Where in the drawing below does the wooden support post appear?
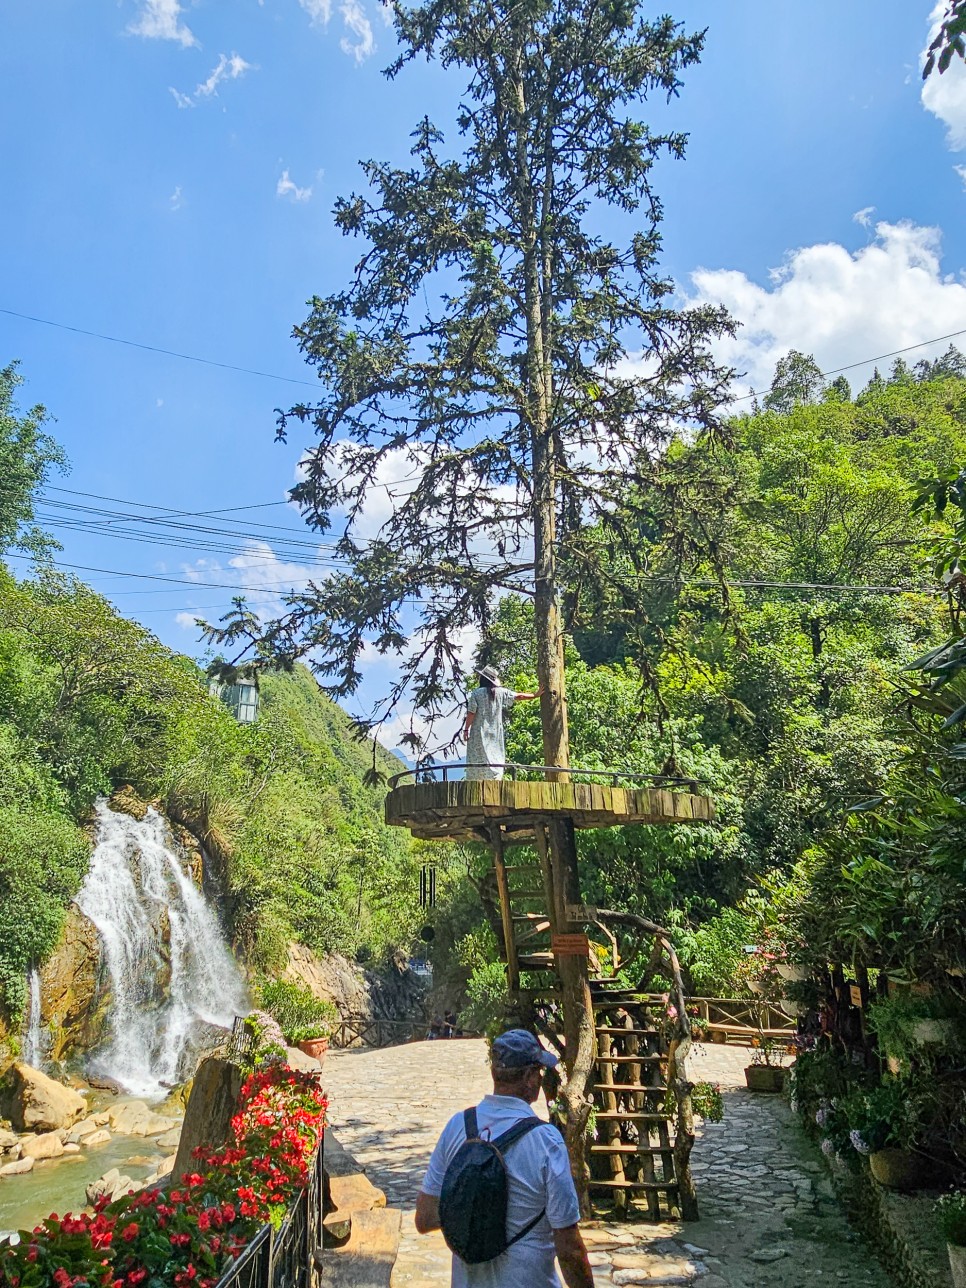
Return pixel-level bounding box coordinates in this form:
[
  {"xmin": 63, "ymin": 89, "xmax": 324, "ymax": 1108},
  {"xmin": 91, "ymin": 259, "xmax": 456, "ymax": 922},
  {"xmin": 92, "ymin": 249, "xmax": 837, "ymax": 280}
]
[{"xmin": 490, "ymin": 826, "xmax": 520, "ymax": 995}]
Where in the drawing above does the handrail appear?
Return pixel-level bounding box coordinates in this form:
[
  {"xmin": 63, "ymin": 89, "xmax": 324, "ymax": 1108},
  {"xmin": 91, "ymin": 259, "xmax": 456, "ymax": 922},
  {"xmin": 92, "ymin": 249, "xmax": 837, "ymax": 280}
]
[{"xmin": 387, "ymin": 761, "xmax": 704, "ymax": 790}]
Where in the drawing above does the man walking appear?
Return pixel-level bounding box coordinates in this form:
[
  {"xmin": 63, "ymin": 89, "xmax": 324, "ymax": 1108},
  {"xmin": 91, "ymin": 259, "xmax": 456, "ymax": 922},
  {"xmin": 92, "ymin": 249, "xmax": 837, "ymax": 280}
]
[{"xmin": 414, "ymin": 1029, "xmax": 594, "ymax": 1288}]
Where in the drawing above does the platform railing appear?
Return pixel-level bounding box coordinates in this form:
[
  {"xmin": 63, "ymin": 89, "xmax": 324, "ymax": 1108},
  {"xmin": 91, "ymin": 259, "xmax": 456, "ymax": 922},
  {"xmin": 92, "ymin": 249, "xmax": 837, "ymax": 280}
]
[
  {"xmin": 213, "ymin": 1141, "xmax": 324, "ymax": 1288},
  {"xmin": 387, "ymin": 760, "xmax": 703, "ymax": 790}
]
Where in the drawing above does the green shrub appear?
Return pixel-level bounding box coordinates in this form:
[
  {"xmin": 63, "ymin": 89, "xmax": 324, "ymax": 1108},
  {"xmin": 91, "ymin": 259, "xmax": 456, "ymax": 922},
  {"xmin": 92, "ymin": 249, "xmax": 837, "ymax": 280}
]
[
  {"xmin": 938, "ymin": 1192, "xmax": 966, "ymax": 1246},
  {"xmin": 459, "ymin": 960, "xmax": 508, "ymax": 1034},
  {"xmin": 256, "ymin": 979, "xmax": 338, "ymax": 1041}
]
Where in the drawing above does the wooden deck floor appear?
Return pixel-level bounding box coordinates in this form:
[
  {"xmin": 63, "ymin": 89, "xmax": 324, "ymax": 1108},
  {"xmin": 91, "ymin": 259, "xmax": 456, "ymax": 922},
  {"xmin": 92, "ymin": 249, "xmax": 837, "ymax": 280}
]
[{"xmin": 384, "ymin": 778, "xmax": 714, "ymax": 840}]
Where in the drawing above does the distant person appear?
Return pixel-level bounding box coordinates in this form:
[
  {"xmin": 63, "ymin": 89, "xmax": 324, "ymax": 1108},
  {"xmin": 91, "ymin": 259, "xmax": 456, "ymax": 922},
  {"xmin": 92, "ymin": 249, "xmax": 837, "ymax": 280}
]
[
  {"xmin": 444, "ymin": 1009, "xmax": 458, "ymax": 1038},
  {"xmin": 429, "ymin": 1015, "xmax": 444, "ymax": 1040},
  {"xmin": 461, "ymin": 667, "xmax": 542, "ymax": 781},
  {"xmin": 415, "ymin": 1029, "xmax": 592, "ymax": 1288}
]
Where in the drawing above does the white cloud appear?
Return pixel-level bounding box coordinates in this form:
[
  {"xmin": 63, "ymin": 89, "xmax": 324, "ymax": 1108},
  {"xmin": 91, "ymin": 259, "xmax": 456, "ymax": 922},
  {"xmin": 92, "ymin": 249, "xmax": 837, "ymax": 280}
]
[
  {"xmin": 128, "ymin": 0, "xmax": 197, "ymax": 47},
  {"xmin": 170, "ymin": 53, "xmax": 255, "ymax": 108},
  {"xmin": 340, "ymin": 0, "xmax": 375, "ymax": 61},
  {"xmin": 175, "ymin": 611, "xmax": 200, "ymax": 629},
  {"xmin": 852, "ymin": 206, "xmax": 875, "ymax": 229},
  {"xmin": 922, "ymin": 2, "xmax": 966, "ymax": 149},
  {"xmin": 957, "ymin": 164, "xmax": 966, "ymax": 189},
  {"xmin": 169, "ymin": 185, "xmax": 183, "ymax": 210},
  {"xmin": 298, "ymin": 0, "xmax": 332, "ymax": 25},
  {"xmin": 682, "ymin": 219, "xmax": 966, "ymax": 397},
  {"xmin": 277, "ymin": 169, "xmax": 313, "ymax": 202},
  {"xmin": 181, "ymin": 541, "xmax": 318, "ymax": 620}
]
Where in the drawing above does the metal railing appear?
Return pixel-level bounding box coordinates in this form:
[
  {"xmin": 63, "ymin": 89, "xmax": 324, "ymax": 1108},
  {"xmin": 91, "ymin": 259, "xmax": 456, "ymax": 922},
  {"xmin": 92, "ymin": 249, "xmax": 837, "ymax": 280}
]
[
  {"xmin": 387, "ymin": 761, "xmax": 703, "ymax": 790},
  {"xmin": 213, "ymin": 1141, "xmax": 324, "ymax": 1288}
]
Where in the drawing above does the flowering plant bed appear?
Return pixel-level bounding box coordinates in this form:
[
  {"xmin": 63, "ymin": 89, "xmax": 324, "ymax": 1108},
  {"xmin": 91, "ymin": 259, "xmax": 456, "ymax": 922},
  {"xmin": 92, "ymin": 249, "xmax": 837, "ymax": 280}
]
[{"xmin": 0, "ymin": 1064, "xmax": 327, "ymax": 1288}]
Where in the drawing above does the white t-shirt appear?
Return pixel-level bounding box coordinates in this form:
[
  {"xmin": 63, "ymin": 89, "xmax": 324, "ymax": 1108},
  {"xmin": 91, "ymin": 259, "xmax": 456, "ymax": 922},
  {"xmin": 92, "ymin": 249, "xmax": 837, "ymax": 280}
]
[{"xmin": 420, "ymin": 1093, "xmax": 580, "ymax": 1288}]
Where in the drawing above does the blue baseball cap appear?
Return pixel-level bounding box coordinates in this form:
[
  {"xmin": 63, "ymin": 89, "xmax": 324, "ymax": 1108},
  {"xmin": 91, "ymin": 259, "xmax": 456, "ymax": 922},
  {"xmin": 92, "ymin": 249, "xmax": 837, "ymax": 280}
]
[{"xmin": 491, "ymin": 1029, "xmax": 559, "ymax": 1070}]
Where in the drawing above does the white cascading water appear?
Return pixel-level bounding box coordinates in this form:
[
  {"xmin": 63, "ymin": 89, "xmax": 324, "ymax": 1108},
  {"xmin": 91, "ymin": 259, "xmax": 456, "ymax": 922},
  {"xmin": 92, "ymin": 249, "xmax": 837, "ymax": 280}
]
[
  {"xmin": 23, "ymin": 969, "xmax": 42, "ymax": 1069},
  {"xmin": 76, "ymin": 800, "xmax": 249, "ymax": 1099}
]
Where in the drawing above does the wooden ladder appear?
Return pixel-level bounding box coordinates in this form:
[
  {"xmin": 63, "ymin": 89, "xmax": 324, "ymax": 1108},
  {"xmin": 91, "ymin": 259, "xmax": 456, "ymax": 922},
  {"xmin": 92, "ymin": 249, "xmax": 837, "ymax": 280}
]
[{"xmin": 482, "ymin": 824, "xmax": 694, "ymax": 1221}]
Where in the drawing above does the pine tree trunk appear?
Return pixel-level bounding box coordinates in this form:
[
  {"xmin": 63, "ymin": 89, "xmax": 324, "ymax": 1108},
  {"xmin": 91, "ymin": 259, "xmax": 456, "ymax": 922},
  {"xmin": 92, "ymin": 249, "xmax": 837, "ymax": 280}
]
[{"xmin": 513, "ymin": 35, "xmax": 596, "ymax": 1212}]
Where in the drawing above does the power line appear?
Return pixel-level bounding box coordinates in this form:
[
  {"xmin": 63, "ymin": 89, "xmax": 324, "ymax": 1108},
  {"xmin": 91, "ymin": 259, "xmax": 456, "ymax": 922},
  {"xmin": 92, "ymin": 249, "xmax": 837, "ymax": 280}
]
[
  {"xmin": 729, "ymin": 327, "xmax": 966, "ymax": 405},
  {"xmin": 0, "ymin": 307, "xmax": 320, "ymax": 390},
  {"xmin": 5, "ymin": 303, "xmax": 966, "ymax": 408}
]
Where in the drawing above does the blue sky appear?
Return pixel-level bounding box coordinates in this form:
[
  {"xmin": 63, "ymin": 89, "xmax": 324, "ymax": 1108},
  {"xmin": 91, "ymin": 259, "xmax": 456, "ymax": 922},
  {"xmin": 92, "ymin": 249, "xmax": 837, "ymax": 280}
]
[{"xmin": 2, "ymin": 0, "xmax": 965, "ymax": 742}]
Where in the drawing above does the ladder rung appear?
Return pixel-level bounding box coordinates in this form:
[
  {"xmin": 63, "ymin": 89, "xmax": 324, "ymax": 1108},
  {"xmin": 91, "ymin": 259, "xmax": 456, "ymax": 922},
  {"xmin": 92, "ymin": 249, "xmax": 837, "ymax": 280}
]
[
  {"xmin": 502, "ymin": 865, "xmax": 542, "ymax": 874},
  {"xmin": 594, "ymin": 1111, "xmax": 674, "ymax": 1122},
  {"xmin": 589, "ymin": 1144, "xmax": 676, "ymax": 1155},
  {"xmin": 511, "ymin": 913, "xmax": 550, "ymax": 922},
  {"xmin": 595, "ymin": 1055, "xmax": 665, "ymax": 1064},
  {"xmin": 518, "ymin": 953, "xmax": 555, "ymax": 968},
  {"xmin": 595, "ymin": 1026, "xmax": 659, "ymax": 1037},
  {"xmin": 592, "ymin": 1084, "xmax": 667, "ymax": 1094},
  {"xmin": 587, "ymin": 1178, "xmax": 679, "ymax": 1191}
]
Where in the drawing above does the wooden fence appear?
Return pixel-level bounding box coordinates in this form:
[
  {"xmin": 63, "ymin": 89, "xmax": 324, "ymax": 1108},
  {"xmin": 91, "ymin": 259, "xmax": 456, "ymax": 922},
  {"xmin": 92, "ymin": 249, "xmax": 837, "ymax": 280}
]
[{"xmin": 326, "ymin": 999, "xmax": 794, "ymax": 1053}]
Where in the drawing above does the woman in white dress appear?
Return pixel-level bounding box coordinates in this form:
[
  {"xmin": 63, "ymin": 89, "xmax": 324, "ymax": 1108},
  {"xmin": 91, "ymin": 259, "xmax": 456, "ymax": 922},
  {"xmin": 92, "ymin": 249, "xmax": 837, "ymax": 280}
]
[{"xmin": 461, "ymin": 666, "xmax": 543, "ymax": 781}]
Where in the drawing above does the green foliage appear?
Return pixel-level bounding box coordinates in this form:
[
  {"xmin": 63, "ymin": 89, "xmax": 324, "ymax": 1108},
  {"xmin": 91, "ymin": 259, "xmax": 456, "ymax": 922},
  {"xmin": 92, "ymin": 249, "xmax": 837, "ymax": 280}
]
[
  {"xmin": 677, "ymin": 906, "xmax": 757, "ymax": 995},
  {"xmin": 256, "ymin": 980, "xmax": 338, "ymax": 1041},
  {"xmin": 937, "ymin": 1191, "xmax": 966, "ymax": 1247},
  {"xmin": 0, "ymin": 363, "xmax": 66, "ymax": 562},
  {"xmin": 458, "ymin": 960, "xmax": 509, "ymax": 1035},
  {"xmin": 0, "ymin": 562, "xmax": 445, "ymax": 1015},
  {"xmin": 690, "ymin": 1081, "xmax": 724, "ymax": 1122},
  {"xmin": 925, "ymin": 2, "xmax": 966, "ymax": 77}
]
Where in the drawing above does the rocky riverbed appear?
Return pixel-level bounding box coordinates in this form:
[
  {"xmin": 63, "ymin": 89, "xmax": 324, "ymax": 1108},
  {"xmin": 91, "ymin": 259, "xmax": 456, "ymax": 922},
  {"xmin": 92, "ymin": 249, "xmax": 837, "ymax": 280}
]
[{"xmin": 0, "ymin": 1062, "xmax": 184, "ymax": 1238}]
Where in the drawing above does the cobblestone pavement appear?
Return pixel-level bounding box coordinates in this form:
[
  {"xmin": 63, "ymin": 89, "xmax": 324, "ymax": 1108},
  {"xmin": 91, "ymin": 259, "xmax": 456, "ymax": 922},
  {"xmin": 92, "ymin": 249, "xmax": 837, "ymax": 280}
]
[{"xmin": 321, "ymin": 1039, "xmax": 894, "ymax": 1288}]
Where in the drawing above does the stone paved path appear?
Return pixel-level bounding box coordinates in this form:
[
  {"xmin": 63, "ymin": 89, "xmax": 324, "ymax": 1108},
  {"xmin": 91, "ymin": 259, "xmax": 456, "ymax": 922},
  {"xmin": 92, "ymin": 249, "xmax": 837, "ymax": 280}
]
[{"xmin": 321, "ymin": 1039, "xmax": 894, "ymax": 1288}]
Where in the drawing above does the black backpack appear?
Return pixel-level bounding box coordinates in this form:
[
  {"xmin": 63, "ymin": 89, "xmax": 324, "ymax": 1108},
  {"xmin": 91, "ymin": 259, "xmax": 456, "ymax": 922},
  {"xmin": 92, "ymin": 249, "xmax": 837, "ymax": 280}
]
[{"xmin": 438, "ymin": 1107, "xmax": 546, "ymax": 1264}]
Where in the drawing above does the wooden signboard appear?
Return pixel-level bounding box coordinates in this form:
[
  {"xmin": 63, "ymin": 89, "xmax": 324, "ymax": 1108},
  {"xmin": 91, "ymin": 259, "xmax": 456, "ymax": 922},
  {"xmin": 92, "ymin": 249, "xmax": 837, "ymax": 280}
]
[
  {"xmin": 565, "ymin": 903, "xmax": 597, "ymax": 922},
  {"xmin": 849, "ymin": 984, "xmax": 863, "ymax": 1008},
  {"xmin": 552, "ymin": 933, "xmax": 591, "ymax": 957}
]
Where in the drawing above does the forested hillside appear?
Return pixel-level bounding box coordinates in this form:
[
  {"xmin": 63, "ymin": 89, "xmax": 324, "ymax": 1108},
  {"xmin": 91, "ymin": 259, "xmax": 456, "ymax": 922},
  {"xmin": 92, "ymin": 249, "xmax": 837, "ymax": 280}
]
[
  {"xmin": 0, "ymin": 564, "xmax": 432, "ymax": 1020},
  {"xmin": 448, "ymin": 358, "xmax": 966, "ymax": 1002}
]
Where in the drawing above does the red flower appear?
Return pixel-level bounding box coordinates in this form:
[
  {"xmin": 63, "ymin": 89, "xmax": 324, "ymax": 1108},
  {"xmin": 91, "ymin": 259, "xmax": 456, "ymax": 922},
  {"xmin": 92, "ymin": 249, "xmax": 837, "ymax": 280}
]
[{"xmin": 120, "ymin": 1223, "xmax": 140, "ymax": 1243}]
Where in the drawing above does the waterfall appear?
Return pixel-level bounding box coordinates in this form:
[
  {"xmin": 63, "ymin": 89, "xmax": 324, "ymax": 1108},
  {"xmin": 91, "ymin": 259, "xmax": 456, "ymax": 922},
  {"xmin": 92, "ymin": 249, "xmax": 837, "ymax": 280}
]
[
  {"xmin": 23, "ymin": 969, "xmax": 42, "ymax": 1069},
  {"xmin": 76, "ymin": 800, "xmax": 249, "ymax": 1099}
]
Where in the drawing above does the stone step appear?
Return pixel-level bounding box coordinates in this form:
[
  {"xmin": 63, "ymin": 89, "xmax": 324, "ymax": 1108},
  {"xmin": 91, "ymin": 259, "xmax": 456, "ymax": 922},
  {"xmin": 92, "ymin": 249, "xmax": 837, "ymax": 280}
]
[
  {"xmin": 594, "ymin": 1111, "xmax": 674, "ymax": 1122},
  {"xmin": 589, "ymin": 1143, "xmax": 676, "ymax": 1155},
  {"xmin": 317, "ymin": 1207, "xmax": 402, "ymax": 1288}
]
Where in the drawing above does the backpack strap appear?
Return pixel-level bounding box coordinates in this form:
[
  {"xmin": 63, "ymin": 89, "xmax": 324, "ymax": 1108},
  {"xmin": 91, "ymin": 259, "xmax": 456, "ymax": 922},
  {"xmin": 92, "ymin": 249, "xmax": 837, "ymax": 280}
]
[
  {"xmin": 492, "ymin": 1118, "xmax": 547, "ymax": 1247},
  {"xmin": 463, "ymin": 1106, "xmax": 479, "ymax": 1141}
]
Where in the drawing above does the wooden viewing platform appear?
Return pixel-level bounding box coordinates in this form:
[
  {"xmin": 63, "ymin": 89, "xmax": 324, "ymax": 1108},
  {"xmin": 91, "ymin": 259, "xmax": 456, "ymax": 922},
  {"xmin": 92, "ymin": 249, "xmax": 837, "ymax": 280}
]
[{"xmin": 384, "ymin": 765, "xmax": 714, "ymax": 841}]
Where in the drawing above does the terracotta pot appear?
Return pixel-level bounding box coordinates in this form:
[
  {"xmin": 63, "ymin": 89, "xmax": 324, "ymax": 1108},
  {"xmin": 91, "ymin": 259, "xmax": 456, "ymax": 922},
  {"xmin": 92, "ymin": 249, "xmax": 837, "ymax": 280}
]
[
  {"xmin": 948, "ymin": 1242, "xmax": 966, "ymax": 1288},
  {"xmin": 744, "ymin": 1065, "xmax": 786, "ymax": 1093},
  {"xmin": 868, "ymin": 1148, "xmax": 925, "ymax": 1191},
  {"xmin": 777, "ymin": 964, "xmax": 809, "ymax": 982},
  {"xmin": 297, "ymin": 1036, "xmax": 329, "ymax": 1064}
]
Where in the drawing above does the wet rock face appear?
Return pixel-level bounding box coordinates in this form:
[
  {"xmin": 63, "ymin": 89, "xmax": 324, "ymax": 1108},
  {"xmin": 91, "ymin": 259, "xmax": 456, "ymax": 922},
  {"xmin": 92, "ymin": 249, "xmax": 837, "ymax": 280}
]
[
  {"xmin": 39, "ymin": 906, "xmax": 105, "ymax": 1061},
  {"xmin": 0, "ymin": 1063, "xmax": 86, "ymax": 1132},
  {"xmin": 284, "ymin": 945, "xmax": 428, "ymax": 1023}
]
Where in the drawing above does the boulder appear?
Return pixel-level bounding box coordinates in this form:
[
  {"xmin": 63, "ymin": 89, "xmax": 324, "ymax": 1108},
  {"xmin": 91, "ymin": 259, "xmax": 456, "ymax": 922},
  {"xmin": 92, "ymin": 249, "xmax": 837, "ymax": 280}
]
[
  {"xmin": 21, "ymin": 1131, "xmax": 65, "ymax": 1161},
  {"xmin": 62, "ymin": 1142, "xmax": 81, "ymax": 1154},
  {"xmin": 86, "ymin": 1169, "xmax": 140, "ymax": 1205},
  {"xmin": 0, "ymin": 1128, "xmax": 19, "ymax": 1153},
  {"xmin": 84, "ymin": 1129, "xmax": 111, "ymax": 1147},
  {"xmin": 156, "ymin": 1127, "xmax": 181, "ymax": 1151},
  {"xmin": 145, "ymin": 1155, "xmax": 175, "ymax": 1185},
  {"xmin": 110, "ymin": 1101, "xmax": 179, "ymax": 1138},
  {"xmin": 0, "ymin": 1064, "xmax": 86, "ymax": 1132},
  {"xmin": 0, "ymin": 1157, "xmax": 33, "ymax": 1177},
  {"xmin": 66, "ymin": 1118, "xmax": 100, "ymax": 1143},
  {"xmin": 172, "ymin": 1057, "xmax": 243, "ymax": 1183},
  {"xmin": 91, "ymin": 1112, "xmax": 110, "ymax": 1126}
]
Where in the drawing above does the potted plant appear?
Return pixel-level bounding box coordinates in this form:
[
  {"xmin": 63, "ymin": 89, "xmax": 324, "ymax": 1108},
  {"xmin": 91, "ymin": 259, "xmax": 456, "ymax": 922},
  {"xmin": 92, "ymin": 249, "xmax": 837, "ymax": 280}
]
[
  {"xmin": 690, "ymin": 1081, "xmax": 724, "ymax": 1121},
  {"xmin": 744, "ymin": 1035, "xmax": 786, "ymax": 1092},
  {"xmin": 846, "ymin": 1080, "xmax": 926, "ymax": 1191},
  {"xmin": 937, "ymin": 1192, "xmax": 966, "ymax": 1287},
  {"xmin": 289, "ymin": 1023, "xmax": 330, "ymax": 1064}
]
